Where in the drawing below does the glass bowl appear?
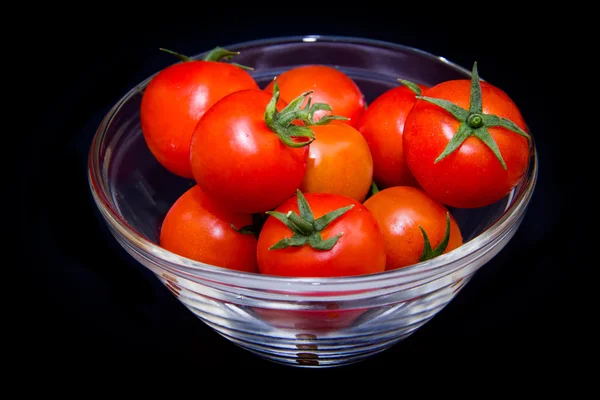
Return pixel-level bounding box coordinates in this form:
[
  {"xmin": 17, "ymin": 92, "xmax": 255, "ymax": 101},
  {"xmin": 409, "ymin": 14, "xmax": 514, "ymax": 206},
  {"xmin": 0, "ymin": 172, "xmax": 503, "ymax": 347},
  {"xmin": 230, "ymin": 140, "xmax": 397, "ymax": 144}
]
[{"xmin": 87, "ymin": 35, "xmax": 537, "ymax": 368}]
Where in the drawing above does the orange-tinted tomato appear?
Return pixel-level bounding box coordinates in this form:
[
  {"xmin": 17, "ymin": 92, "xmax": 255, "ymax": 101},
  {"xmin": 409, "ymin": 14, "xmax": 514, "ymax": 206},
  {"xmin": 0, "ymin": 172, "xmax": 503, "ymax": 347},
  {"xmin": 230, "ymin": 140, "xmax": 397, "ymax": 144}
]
[
  {"xmin": 299, "ymin": 123, "xmax": 373, "ymax": 202},
  {"xmin": 363, "ymin": 186, "xmax": 463, "ymax": 270},
  {"xmin": 264, "ymin": 65, "xmax": 365, "ymax": 128},
  {"xmin": 159, "ymin": 185, "xmax": 258, "ymax": 272}
]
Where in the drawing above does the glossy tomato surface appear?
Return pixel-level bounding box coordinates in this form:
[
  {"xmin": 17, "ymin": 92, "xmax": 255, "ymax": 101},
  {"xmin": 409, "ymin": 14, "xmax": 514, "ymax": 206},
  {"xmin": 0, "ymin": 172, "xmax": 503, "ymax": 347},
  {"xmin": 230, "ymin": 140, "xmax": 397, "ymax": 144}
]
[
  {"xmin": 257, "ymin": 192, "xmax": 386, "ymax": 277},
  {"xmin": 299, "ymin": 123, "xmax": 373, "ymax": 202},
  {"xmin": 159, "ymin": 185, "xmax": 258, "ymax": 272},
  {"xmin": 264, "ymin": 65, "xmax": 365, "ymax": 128},
  {"xmin": 403, "ymin": 80, "xmax": 530, "ymax": 208},
  {"xmin": 357, "ymin": 84, "xmax": 427, "ymax": 189},
  {"xmin": 190, "ymin": 89, "xmax": 308, "ymax": 214},
  {"xmin": 141, "ymin": 60, "xmax": 258, "ymax": 178},
  {"xmin": 363, "ymin": 186, "xmax": 463, "ymax": 270}
]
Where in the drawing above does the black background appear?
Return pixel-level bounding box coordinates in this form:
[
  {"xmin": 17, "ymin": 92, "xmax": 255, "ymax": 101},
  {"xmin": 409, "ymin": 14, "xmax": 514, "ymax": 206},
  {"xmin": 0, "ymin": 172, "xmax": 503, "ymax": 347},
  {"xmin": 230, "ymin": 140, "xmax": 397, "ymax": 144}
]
[{"xmin": 22, "ymin": 9, "xmax": 581, "ymax": 381}]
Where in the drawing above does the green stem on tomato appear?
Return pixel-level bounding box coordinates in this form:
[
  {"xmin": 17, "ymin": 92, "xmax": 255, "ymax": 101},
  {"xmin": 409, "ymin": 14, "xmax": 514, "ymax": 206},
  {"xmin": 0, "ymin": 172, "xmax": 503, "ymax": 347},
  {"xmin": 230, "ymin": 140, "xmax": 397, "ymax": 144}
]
[
  {"xmin": 419, "ymin": 212, "xmax": 451, "ymax": 262},
  {"xmin": 159, "ymin": 48, "xmax": 192, "ymax": 62},
  {"xmin": 264, "ymin": 79, "xmax": 348, "ymax": 148},
  {"xmin": 286, "ymin": 211, "xmax": 314, "ymax": 236},
  {"xmin": 230, "ymin": 222, "xmax": 256, "ymax": 236},
  {"xmin": 370, "ymin": 181, "xmax": 380, "ymax": 196},
  {"xmin": 159, "ymin": 46, "xmax": 253, "ymax": 70},
  {"xmin": 202, "ymin": 46, "xmax": 239, "ymax": 62},
  {"xmin": 266, "ymin": 190, "xmax": 354, "ymax": 251},
  {"xmin": 230, "ymin": 212, "xmax": 269, "ymax": 238},
  {"xmin": 397, "ymin": 79, "xmax": 423, "ymax": 96},
  {"xmin": 415, "ymin": 62, "xmax": 531, "ymax": 170}
]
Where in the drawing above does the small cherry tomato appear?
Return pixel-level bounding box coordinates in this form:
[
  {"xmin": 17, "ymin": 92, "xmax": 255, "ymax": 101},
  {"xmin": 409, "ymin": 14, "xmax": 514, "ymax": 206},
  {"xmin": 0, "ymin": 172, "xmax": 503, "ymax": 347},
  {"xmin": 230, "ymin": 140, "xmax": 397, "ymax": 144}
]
[
  {"xmin": 257, "ymin": 190, "xmax": 386, "ymax": 277},
  {"xmin": 190, "ymin": 86, "xmax": 299, "ymax": 213},
  {"xmin": 264, "ymin": 65, "xmax": 366, "ymax": 128},
  {"xmin": 159, "ymin": 185, "xmax": 258, "ymax": 272},
  {"xmin": 363, "ymin": 186, "xmax": 463, "ymax": 270},
  {"xmin": 403, "ymin": 62, "xmax": 531, "ymax": 208},
  {"xmin": 140, "ymin": 47, "xmax": 259, "ymax": 178},
  {"xmin": 299, "ymin": 123, "xmax": 373, "ymax": 202},
  {"xmin": 356, "ymin": 80, "xmax": 427, "ymax": 189}
]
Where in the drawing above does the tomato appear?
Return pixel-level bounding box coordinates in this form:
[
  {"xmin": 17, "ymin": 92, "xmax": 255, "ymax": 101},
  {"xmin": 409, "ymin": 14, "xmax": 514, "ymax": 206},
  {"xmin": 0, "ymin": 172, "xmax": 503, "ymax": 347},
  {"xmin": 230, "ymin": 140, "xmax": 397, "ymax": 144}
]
[
  {"xmin": 140, "ymin": 47, "xmax": 259, "ymax": 178},
  {"xmin": 299, "ymin": 123, "xmax": 373, "ymax": 202},
  {"xmin": 253, "ymin": 303, "xmax": 366, "ymax": 332},
  {"xmin": 264, "ymin": 65, "xmax": 365, "ymax": 128},
  {"xmin": 159, "ymin": 185, "xmax": 258, "ymax": 272},
  {"xmin": 402, "ymin": 62, "xmax": 531, "ymax": 208},
  {"xmin": 363, "ymin": 186, "xmax": 463, "ymax": 271},
  {"xmin": 257, "ymin": 190, "xmax": 386, "ymax": 277},
  {"xmin": 190, "ymin": 81, "xmax": 334, "ymax": 214},
  {"xmin": 356, "ymin": 80, "xmax": 428, "ymax": 189}
]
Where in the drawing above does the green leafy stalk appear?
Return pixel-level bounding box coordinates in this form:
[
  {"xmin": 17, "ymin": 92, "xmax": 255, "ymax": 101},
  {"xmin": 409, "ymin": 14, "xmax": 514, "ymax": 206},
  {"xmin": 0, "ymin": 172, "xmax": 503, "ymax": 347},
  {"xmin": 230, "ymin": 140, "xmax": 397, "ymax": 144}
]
[
  {"xmin": 159, "ymin": 46, "xmax": 253, "ymax": 70},
  {"xmin": 419, "ymin": 212, "xmax": 452, "ymax": 262},
  {"xmin": 370, "ymin": 181, "xmax": 380, "ymax": 195},
  {"xmin": 295, "ymin": 97, "xmax": 350, "ymax": 125},
  {"xmin": 398, "ymin": 79, "xmax": 423, "ymax": 96},
  {"xmin": 230, "ymin": 213, "xmax": 269, "ymax": 238},
  {"xmin": 264, "ymin": 79, "xmax": 347, "ymax": 148},
  {"xmin": 266, "ymin": 190, "xmax": 354, "ymax": 251},
  {"xmin": 415, "ymin": 62, "xmax": 531, "ymax": 170},
  {"xmin": 202, "ymin": 46, "xmax": 253, "ymax": 70},
  {"xmin": 230, "ymin": 222, "xmax": 256, "ymax": 236},
  {"xmin": 159, "ymin": 48, "xmax": 192, "ymax": 62}
]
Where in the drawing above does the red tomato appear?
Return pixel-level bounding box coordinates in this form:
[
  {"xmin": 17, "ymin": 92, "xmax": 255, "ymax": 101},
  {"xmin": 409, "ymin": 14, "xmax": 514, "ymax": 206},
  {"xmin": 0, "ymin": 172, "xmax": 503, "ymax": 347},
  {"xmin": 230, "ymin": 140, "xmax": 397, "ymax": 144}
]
[
  {"xmin": 257, "ymin": 191, "xmax": 386, "ymax": 277},
  {"xmin": 264, "ymin": 65, "xmax": 365, "ymax": 128},
  {"xmin": 403, "ymin": 63, "xmax": 531, "ymax": 208},
  {"xmin": 253, "ymin": 303, "xmax": 366, "ymax": 332},
  {"xmin": 159, "ymin": 185, "xmax": 258, "ymax": 273},
  {"xmin": 140, "ymin": 48, "xmax": 259, "ymax": 178},
  {"xmin": 190, "ymin": 84, "xmax": 319, "ymax": 214},
  {"xmin": 356, "ymin": 81, "xmax": 428, "ymax": 189},
  {"xmin": 363, "ymin": 186, "xmax": 463, "ymax": 270},
  {"xmin": 299, "ymin": 123, "xmax": 373, "ymax": 202}
]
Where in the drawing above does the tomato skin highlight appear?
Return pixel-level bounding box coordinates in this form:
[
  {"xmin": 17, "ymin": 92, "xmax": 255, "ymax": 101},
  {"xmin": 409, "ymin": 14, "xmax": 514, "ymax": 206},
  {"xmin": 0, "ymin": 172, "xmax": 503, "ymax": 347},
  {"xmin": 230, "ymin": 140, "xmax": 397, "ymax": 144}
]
[
  {"xmin": 159, "ymin": 185, "xmax": 258, "ymax": 273},
  {"xmin": 140, "ymin": 60, "xmax": 259, "ymax": 178},
  {"xmin": 403, "ymin": 80, "xmax": 530, "ymax": 208},
  {"xmin": 257, "ymin": 193, "xmax": 386, "ymax": 277},
  {"xmin": 190, "ymin": 89, "xmax": 308, "ymax": 214},
  {"xmin": 264, "ymin": 65, "xmax": 365, "ymax": 128},
  {"xmin": 299, "ymin": 123, "xmax": 373, "ymax": 202},
  {"xmin": 356, "ymin": 84, "xmax": 427, "ymax": 189},
  {"xmin": 363, "ymin": 186, "xmax": 463, "ymax": 271}
]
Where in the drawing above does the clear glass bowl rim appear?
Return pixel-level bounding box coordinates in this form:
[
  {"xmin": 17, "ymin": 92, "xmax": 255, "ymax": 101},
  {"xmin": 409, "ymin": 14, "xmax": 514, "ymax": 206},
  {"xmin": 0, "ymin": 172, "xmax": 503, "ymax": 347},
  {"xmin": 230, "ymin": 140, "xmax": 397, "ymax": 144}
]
[{"xmin": 87, "ymin": 34, "xmax": 538, "ymax": 292}]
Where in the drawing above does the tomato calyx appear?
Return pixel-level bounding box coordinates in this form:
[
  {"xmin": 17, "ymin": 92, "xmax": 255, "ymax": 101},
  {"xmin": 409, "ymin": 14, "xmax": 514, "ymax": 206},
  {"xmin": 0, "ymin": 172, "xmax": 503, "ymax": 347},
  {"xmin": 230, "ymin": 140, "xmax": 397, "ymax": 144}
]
[
  {"xmin": 295, "ymin": 96, "xmax": 350, "ymax": 126},
  {"xmin": 416, "ymin": 62, "xmax": 531, "ymax": 170},
  {"xmin": 419, "ymin": 212, "xmax": 451, "ymax": 262},
  {"xmin": 230, "ymin": 223, "xmax": 256, "ymax": 236},
  {"xmin": 159, "ymin": 47, "xmax": 253, "ymax": 70},
  {"xmin": 397, "ymin": 79, "xmax": 423, "ymax": 95},
  {"xmin": 230, "ymin": 213, "xmax": 268, "ymax": 238},
  {"xmin": 365, "ymin": 181, "xmax": 380, "ymax": 201},
  {"xmin": 265, "ymin": 80, "xmax": 347, "ymax": 148},
  {"xmin": 266, "ymin": 190, "xmax": 354, "ymax": 251}
]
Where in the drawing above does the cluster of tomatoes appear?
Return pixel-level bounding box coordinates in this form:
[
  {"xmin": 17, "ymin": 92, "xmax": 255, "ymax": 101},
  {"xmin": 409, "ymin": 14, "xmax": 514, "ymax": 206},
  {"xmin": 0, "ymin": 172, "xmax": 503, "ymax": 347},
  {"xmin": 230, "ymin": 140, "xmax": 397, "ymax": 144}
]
[{"xmin": 140, "ymin": 46, "xmax": 532, "ymax": 278}]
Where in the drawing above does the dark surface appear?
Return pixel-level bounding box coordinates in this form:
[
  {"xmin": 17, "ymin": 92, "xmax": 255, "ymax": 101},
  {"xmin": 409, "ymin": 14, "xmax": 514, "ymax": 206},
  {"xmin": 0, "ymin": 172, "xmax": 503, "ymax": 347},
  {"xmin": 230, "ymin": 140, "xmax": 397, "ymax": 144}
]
[{"xmin": 22, "ymin": 12, "xmax": 580, "ymax": 380}]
